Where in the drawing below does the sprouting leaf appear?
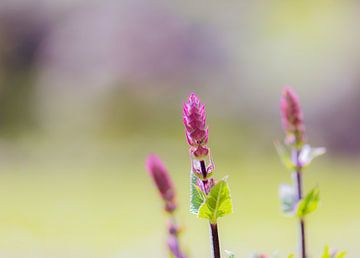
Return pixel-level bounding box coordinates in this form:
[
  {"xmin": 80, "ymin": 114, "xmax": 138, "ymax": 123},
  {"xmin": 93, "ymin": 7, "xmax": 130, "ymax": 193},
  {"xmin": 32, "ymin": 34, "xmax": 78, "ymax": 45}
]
[
  {"xmin": 198, "ymin": 178, "xmax": 233, "ymax": 223},
  {"xmin": 335, "ymin": 251, "xmax": 347, "ymax": 258},
  {"xmin": 279, "ymin": 184, "xmax": 297, "ymax": 215},
  {"xmin": 287, "ymin": 254, "xmax": 294, "ymax": 258},
  {"xmin": 190, "ymin": 172, "xmax": 206, "ymax": 215},
  {"xmin": 296, "ymin": 186, "xmax": 320, "ymax": 217},
  {"xmin": 225, "ymin": 250, "xmax": 235, "ymax": 258},
  {"xmin": 274, "ymin": 140, "xmax": 295, "ymax": 170},
  {"xmin": 299, "ymin": 144, "xmax": 326, "ymax": 167},
  {"xmin": 321, "ymin": 245, "xmax": 331, "ymax": 258},
  {"xmin": 320, "ymin": 245, "xmax": 347, "ymax": 258}
]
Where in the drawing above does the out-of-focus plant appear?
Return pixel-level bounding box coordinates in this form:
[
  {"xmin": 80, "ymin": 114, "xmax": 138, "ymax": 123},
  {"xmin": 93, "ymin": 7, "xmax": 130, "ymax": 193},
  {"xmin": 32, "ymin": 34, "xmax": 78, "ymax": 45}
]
[
  {"xmin": 146, "ymin": 154, "xmax": 187, "ymax": 258},
  {"xmin": 275, "ymin": 87, "xmax": 345, "ymax": 258}
]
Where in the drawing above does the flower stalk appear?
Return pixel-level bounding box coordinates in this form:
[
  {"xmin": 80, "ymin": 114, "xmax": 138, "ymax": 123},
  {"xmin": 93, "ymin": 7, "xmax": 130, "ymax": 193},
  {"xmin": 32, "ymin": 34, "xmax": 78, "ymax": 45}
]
[
  {"xmin": 280, "ymin": 87, "xmax": 307, "ymax": 258},
  {"xmin": 210, "ymin": 223, "xmax": 221, "ymax": 258},
  {"xmin": 183, "ymin": 93, "xmax": 222, "ymax": 258}
]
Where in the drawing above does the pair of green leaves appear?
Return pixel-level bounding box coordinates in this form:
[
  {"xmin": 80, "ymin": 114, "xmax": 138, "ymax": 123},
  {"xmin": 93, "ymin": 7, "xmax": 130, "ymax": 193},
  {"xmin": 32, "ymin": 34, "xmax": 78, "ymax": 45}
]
[
  {"xmin": 279, "ymin": 185, "xmax": 320, "ymax": 217},
  {"xmin": 321, "ymin": 245, "xmax": 346, "ymax": 258},
  {"xmin": 190, "ymin": 172, "xmax": 233, "ymax": 224}
]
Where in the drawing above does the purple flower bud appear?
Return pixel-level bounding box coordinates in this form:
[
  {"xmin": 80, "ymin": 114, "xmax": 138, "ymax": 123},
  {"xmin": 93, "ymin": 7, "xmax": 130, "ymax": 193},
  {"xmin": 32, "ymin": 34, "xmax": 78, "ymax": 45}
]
[
  {"xmin": 167, "ymin": 235, "xmax": 187, "ymax": 258},
  {"xmin": 183, "ymin": 93, "xmax": 209, "ymax": 159},
  {"xmin": 168, "ymin": 222, "xmax": 180, "ymax": 235},
  {"xmin": 196, "ymin": 177, "xmax": 215, "ymax": 195},
  {"xmin": 146, "ymin": 154, "xmax": 176, "ymax": 213},
  {"xmin": 191, "ymin": 151, "xmax": 215, "ymax": 180},
  {"xmin": 280, "ymin": 87, "xmax": 305, "ymax": 147},
  {"xmin": 167, "ymin": 218, "xmax": 187, "ymax": 258}
]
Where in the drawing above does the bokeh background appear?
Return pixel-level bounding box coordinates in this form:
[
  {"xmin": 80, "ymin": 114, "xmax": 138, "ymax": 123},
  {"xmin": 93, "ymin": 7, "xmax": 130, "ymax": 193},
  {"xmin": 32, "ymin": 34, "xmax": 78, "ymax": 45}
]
[{"xmin": 0, "ymin": 0, "xmax": 359, "ymax": 257}]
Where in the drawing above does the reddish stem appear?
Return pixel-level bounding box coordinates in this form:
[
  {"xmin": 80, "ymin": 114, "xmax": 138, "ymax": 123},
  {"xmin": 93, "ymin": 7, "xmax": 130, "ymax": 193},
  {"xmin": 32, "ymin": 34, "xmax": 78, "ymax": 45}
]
[
  {"xmin": 293, "ymin": 149, "xmax": 306, "ymax": 258},
  {"xmin": 200, "ymin": 160, "xmax": 221, "ymax": 258}
]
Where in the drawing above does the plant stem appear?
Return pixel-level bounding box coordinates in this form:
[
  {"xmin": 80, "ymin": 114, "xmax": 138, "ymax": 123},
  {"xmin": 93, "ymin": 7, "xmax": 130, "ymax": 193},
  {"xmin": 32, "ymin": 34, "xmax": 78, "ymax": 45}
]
[
  {"xmin": 293, "ymin": 149, "xmax": 306, "ymax": 258},
  {"xmin": 200, "ymin": 160, "xmax": 208, "ymax": 179},
  {"xmin": 200, "ymin": 160, "xmax": 221, "ymax": 258},
  {"xmin": 210, "ymin": 223, "xmax": 221, "ymax": 258}
]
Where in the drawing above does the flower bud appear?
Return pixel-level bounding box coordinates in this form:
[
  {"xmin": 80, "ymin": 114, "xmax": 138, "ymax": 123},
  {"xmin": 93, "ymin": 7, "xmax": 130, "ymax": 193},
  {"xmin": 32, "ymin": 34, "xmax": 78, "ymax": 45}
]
[
  {"xmin": 167, "ymin": 235, "xmax": 186, "ymax": 258},
  {"xmin": 281, "ymin": 87, "xmax": 305, "ymax": 147},
  {"xmin": 196, "ymin": 177, "xmax": 215, "ymax": 195},
  {"xmin": 146, "ymin": 154, "xmax": 176, "ymax": 213}
]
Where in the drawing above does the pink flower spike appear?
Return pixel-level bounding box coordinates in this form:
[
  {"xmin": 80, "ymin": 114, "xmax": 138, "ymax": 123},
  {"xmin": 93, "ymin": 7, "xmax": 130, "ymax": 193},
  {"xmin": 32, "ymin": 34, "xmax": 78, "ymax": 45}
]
[
  {"xmin": 183, "ymin": 93, "xmax": 209, "ymax": 159},
  {"xmin": 146, "ymin": 154, "xmax": 176, "ymax": 212},
  {"xmin": 280, "ymin": 87, "xmax": 305, "ymax": 146}
]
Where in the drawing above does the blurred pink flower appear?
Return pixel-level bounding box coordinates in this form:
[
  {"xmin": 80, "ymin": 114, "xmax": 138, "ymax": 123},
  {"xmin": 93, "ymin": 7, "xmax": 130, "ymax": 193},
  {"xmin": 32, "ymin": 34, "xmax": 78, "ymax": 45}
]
[
  {"xmin": 146, "ymin": 154, "xmax": 176, "ymax": 213},
  {"xmin": 281, "ymin": 87, "xmax": 305, "ymax": 146}
]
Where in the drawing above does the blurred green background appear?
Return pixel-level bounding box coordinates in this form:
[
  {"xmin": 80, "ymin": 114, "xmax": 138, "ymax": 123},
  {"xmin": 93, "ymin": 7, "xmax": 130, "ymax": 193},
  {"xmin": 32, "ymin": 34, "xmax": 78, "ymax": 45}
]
[{"xmin": 0, "ymin": 0, "xmax": 359, "ymax": 257}]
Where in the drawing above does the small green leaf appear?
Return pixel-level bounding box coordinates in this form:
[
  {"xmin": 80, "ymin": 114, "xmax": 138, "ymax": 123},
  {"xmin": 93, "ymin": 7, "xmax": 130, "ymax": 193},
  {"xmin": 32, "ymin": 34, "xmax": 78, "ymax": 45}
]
[
  {"xmin": 198, "ymin": 178, "xmax": 233, "ymax": 223},
  {"xmin": 335, "ymin": 251, "xmax": 347, "ymax": 258},
  {"xmin": 274, "ymin": 140, "xmax": 295, "ymax": 170},
  {"xmin": 225, "ymin": 250, "xmax": 235, "ymax": 258},
  {"xmin": 279, "ymin": 184, "xmax": 297, "ymax": 215},
  {"xmin": 297, "ymin": 186, "xmax": 320, "ymax": 217},
  {"xmin": 287, "ymin": 254, "xmax": 294, "ymax": 258},
  {"xmin": 190, "ymin": 172, "xmax": 206, "ymax": 215},
  {"xmin": 321, "ymin": 245, "xmax": 331, "ymax": 258}
]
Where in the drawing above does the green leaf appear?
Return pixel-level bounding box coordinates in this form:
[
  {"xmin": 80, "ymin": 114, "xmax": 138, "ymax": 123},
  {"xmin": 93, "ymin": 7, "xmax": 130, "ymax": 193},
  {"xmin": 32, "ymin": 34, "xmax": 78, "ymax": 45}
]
[
  {"xmin": 297, "ymin": 186, "xmax": 320, "ymax": 217},
  {"xmin": 335, "ymin": 251, "xmax": 347, "ymax": 258},
  {"xmin": 279, "ymin": 184, "xmax": 297, "ymax": 215},
  {"xmin": 225, "ymin": 250, "xmax": 235, "ymax": 258},
  {"xmin": 190, "ymin": 172, "xmax": 206, "ymax": 215},
  {"xmin": 321, "ymin": 245, "xmax": 331, "ymax": 258},
  {"xmin": 287, "ymin": 254, "xmax": 294, "ymax": 258},
  {"xmin": 274, "ymin": 140, "xmax": 295, "ymax": 170},
  {"xmin": 198, "ymin": 178, "xmax": 233, "ymax": 223}
]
